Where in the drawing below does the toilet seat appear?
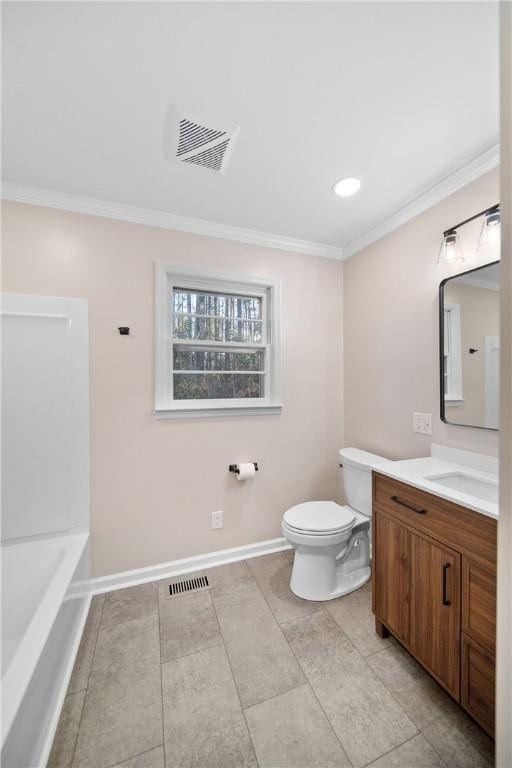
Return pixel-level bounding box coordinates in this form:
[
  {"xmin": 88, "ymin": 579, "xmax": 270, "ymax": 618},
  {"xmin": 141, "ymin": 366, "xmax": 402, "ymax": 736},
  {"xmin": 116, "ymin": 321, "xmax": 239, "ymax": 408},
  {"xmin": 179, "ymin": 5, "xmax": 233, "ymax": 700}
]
[{"xmin": 283, "ymin": 501, "xmax": 355, "ymax": 536}]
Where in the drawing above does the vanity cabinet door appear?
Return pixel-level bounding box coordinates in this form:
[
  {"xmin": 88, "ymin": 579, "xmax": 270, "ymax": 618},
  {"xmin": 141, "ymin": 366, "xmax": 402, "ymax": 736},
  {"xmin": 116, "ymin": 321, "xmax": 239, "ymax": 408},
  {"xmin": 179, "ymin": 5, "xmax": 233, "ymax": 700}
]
[
  {"xmin": 373, "ymin": 509, "xmax": 410, "ymax": 644},
  {"xmin": 462, "ymin": 558, "xmax": 496, "ymax": 653},
  {"xmin": 461, "ymin": 634, "xmax": 495, "ymax": 737},
  {"xmin": 409, "ymin": 533, "xmax": 461, "ymax": 699}
]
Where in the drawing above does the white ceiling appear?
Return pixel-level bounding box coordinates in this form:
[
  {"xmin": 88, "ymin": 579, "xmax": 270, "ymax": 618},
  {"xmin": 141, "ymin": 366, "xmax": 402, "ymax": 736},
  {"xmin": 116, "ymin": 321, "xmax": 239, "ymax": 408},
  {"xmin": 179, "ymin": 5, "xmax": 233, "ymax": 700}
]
[{"xmin": 2, "ymin": 1, "xmax": 499, "ymax": 253}]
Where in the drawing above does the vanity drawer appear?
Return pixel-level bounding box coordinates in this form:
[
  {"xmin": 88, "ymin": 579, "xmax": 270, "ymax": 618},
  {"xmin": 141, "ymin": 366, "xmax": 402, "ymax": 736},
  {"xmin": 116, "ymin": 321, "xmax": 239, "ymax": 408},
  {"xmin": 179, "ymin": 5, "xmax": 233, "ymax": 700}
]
[
  {"xmin": 462, "ymin": 558, "xmax": 496, "ymax": 653},
  {"xmin": 373, "ymin": 473, "xmax": 497, "ymax": 567},
  {"xmin": 461, "ymin": 634, "xmax": 495, "ymax": 737}
]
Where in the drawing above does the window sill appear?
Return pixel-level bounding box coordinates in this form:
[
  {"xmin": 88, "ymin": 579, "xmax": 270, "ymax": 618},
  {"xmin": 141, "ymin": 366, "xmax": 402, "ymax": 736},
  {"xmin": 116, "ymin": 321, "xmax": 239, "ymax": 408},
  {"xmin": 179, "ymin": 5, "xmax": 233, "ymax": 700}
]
[{"xmin": 155, "ymin": 404, "xmax": 283, "ymax": 420}]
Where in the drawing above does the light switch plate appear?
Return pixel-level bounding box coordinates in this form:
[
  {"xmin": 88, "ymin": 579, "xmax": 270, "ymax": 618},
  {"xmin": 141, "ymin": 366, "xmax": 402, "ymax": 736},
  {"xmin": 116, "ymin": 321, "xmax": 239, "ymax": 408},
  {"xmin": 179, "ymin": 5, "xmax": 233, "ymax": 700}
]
[{"xmin": 413, "ymin": 412, "xmax": 432, "ymax": 435}]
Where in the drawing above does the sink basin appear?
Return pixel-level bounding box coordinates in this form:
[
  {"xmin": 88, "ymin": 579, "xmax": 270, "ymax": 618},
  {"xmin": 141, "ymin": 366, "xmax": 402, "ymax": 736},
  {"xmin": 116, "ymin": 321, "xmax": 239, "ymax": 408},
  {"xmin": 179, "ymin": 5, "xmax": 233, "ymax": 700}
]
[{"xmin": 425, "ymin": 472, "xmax": 499, "ymax": 504}]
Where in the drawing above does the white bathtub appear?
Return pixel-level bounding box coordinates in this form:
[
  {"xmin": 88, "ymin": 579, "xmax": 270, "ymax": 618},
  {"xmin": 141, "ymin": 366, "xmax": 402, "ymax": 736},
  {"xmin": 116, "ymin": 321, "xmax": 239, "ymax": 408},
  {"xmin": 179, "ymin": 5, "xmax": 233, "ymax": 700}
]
[{"xmin": 1, "ymin": 529, "xmax": 90, "ymax": 767}]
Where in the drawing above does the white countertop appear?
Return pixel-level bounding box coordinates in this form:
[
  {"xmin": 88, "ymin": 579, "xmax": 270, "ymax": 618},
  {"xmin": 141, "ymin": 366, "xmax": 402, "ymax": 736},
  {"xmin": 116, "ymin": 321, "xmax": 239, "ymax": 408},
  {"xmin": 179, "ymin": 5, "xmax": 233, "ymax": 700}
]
[{"xmin": 375, "ymin": 456, "xmax": 499, "ymax": 520}]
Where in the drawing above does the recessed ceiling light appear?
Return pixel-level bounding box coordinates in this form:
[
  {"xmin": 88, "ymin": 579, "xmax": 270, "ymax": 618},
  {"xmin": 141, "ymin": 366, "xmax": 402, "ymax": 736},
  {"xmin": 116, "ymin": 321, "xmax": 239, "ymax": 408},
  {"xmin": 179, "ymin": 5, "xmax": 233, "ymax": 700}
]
[{"xmin": 333, "ymin": 177, "xmax": 361, "ymax": 197}]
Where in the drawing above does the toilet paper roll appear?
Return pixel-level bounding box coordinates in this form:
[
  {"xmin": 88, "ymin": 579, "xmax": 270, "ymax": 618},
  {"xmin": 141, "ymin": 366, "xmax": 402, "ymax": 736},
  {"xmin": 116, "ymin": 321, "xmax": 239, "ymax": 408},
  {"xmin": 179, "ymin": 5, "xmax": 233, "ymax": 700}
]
[{"xmin": 237, "ymin": 462, "xmax": 256, "ymax": 481}]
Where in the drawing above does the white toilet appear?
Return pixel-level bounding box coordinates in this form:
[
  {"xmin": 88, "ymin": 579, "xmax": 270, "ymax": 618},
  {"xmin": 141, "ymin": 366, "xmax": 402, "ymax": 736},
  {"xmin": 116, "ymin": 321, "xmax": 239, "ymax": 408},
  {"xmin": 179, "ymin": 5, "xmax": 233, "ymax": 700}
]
[{"xmin": 282, "ymin": 447, "xmax": 390, "ymax": 601}]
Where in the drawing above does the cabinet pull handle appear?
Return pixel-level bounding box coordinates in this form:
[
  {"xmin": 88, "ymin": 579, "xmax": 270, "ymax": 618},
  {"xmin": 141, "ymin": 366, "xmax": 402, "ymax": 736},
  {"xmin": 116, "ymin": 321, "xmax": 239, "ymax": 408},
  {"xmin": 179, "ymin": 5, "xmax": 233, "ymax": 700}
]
[
  {"xmin": 390, "ymin": 495, "xmax": 426, "ymax": 514},
  {"xmin": 442, "ymin": 562, "xmax": 451, "ymax": 606}
]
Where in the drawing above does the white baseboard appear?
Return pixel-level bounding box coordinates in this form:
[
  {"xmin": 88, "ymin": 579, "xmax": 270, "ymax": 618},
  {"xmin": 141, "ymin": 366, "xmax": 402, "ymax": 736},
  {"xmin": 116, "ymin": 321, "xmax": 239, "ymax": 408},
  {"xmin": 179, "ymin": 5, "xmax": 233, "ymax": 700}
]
[{"xmin": 89, "ymin": 536, "xmax": 292, "ymax": 595}]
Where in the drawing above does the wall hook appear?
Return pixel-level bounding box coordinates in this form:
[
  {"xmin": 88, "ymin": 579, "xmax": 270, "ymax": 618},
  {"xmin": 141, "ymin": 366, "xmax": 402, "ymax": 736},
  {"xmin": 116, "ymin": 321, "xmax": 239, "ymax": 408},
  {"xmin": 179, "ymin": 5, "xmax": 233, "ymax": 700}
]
[{"xmin": 118, "ymin": 327, "xmax": 130, "ymax": 336}]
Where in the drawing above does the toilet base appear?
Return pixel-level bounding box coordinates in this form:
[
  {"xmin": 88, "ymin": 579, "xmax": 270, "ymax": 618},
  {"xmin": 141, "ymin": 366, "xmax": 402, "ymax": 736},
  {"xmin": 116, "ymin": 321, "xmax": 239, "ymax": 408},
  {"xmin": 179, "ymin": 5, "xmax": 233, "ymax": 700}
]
[
  {"xmin": 326, "ymin": 564, "xmax": 371, "ymax": 600},
  {"xmin": 286, "ymin": 515, "xmax": 371, "ymax": 601},
  {"xmin": 290, "ymin": 562, "xmax": 371, "ymax": 601}
]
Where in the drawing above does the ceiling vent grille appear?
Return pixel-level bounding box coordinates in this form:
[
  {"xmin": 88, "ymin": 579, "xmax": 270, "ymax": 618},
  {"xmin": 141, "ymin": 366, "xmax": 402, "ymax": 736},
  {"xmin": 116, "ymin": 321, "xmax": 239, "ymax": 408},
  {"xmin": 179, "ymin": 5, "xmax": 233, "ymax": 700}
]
[
  {"xmin": 164, "ymin": 105, "xmax": 240, "ymax": 174},
  {"xmin": 183, "ymin": 137, "xmax": 231, "ymax": 172},
  {"xmin": 177, "ymin": 120, "xmax": 226, "ymax": 157}
]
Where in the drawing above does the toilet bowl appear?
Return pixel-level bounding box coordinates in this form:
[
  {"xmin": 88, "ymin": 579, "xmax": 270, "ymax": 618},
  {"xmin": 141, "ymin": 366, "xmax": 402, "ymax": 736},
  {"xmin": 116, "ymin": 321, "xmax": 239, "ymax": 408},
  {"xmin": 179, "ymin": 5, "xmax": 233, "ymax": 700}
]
[{"xmin": 282, "ymin": 447, "xmax": 390, "ymax": 601}]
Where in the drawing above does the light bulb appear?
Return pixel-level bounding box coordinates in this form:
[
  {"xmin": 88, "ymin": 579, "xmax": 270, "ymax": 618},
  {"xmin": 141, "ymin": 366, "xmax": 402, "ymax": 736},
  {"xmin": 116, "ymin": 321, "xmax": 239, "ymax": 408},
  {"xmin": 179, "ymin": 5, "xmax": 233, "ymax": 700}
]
[
  {"xmin": 438, "ymin": 230, "xmax": 465, "ymax": 265},
  {"xmin": 478, "ymin": 207, "xmax": 501, "ymax": 257}
]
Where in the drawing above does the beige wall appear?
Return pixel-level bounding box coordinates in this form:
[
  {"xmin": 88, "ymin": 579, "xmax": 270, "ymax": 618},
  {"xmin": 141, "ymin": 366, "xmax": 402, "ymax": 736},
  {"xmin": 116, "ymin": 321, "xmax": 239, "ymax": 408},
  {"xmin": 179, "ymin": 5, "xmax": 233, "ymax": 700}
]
[
  {"xmin": 343, "ymin": 168, "xmax": 500, "ymax": 461},
  {"xmin": 2, "ymin": 201, "xmax": 343, "ymax": 576},
  {"xmin": 2, "ymin": 168, "xmax": 501, "ymax": 576},
  {"xmin": 444, "ymin": 282, "xmax": 499, "ymax": 427}
]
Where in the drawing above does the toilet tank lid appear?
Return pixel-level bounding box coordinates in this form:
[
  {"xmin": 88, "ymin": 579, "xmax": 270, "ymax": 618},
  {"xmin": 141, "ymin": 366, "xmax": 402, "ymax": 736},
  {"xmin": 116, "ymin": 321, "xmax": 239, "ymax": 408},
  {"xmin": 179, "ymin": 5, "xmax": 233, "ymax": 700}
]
[{"xmin": 339, "ymin": 447, "xmax": 390, "ymax": 471}]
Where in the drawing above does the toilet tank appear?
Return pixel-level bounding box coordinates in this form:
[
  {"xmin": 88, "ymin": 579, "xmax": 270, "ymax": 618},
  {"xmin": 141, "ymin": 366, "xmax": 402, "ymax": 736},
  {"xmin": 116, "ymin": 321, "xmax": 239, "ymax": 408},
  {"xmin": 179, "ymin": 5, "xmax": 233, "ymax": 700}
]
[{"xmin": 339, "ymin": 447, "xmax": 391, "ymax": 517}]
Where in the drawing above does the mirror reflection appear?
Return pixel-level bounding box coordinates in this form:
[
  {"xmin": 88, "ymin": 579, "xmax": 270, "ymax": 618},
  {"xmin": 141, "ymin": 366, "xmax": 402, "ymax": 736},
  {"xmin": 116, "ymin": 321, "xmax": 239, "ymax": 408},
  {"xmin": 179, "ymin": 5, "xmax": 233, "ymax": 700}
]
[{"xmin": 440, "ymin": 262, "xmax": 500, "ymax": 430}]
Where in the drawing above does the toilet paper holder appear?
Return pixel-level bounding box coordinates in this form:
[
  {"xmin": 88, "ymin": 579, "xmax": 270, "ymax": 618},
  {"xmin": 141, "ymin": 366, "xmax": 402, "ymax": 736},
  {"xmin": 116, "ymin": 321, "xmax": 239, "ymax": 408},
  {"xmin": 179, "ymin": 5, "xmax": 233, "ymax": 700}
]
[{"xmin": 229, "ymin": 462, "xmax": 259, "ymax": 474}]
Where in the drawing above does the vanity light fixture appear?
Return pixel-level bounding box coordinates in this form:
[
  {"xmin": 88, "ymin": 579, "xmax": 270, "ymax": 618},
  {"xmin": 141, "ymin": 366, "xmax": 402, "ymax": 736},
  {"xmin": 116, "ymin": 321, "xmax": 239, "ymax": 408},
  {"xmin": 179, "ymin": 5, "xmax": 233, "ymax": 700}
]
[
  {"xmin": 332, "ymin": 177, "xmax": 361, "ymax": 197},
  {"xmin": 438, "ymin": 230, "xmax": 465, "ymax": 265},
  {"xmin": 438, "ymin": 203, "xmax": 500, "ymax": 266},
  {"xmin": 478, "ymin": 205, "xmax": 501, "ymax": 257}
]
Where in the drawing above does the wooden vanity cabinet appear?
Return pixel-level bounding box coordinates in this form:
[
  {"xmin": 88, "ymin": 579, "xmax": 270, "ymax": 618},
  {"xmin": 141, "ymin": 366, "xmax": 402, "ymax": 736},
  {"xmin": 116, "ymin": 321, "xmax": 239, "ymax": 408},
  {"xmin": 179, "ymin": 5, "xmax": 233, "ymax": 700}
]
[{"xmin": 372, "ymin": 472, "xmax": 497, "ymax": 736}]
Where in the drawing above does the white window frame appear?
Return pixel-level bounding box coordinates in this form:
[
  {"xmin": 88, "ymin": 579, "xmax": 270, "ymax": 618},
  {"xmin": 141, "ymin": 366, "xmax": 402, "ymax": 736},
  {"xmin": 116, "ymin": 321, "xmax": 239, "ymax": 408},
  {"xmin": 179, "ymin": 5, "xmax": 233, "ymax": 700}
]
[
  {"xmin": 443, "ymin": 302, "xmax": 464, "ymax": 406},
  {"xmin": 155, "ymin": 262, "xmax": 283, "ymax": 418}
]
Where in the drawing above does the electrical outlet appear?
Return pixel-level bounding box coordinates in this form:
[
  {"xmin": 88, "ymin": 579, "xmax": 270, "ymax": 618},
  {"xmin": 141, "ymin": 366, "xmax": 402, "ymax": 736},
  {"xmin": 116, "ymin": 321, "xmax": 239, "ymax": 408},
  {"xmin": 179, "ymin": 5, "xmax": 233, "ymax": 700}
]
[
  {"xmin": 413, "ymin": 412, "xmax": 432, "ymax": 435},
  {"xmin": 211, "ymin": 510, "xmax": 223, "ymax": 530}
]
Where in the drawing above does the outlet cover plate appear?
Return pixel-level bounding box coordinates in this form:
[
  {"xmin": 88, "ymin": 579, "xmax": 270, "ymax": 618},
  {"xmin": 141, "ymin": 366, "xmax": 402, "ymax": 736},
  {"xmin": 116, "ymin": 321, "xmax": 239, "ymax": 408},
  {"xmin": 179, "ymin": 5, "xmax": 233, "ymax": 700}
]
[{"xmin": 211, "ymin": 510, "xmax": 223, "ymax": 529}]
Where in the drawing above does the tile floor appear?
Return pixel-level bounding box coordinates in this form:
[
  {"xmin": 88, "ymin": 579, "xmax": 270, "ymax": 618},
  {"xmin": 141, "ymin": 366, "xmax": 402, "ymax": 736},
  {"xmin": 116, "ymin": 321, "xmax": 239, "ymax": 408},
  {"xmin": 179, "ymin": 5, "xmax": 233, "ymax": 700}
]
[{"xmin": 49, "ymin": 551, "xmax": 495, "ymax": 768}]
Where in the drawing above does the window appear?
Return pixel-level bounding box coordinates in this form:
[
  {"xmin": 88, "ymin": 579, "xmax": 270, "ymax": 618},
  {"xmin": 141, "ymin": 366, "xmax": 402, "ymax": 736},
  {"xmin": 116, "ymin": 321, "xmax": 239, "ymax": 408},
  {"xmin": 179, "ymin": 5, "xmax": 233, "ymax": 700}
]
[
  {"xmin": 155, "ymin": 264, "xmax": 282, "ymax": 417},
  {"xmin": 443, "ymin": 303, "xmax": 463, "ymax": 405}
]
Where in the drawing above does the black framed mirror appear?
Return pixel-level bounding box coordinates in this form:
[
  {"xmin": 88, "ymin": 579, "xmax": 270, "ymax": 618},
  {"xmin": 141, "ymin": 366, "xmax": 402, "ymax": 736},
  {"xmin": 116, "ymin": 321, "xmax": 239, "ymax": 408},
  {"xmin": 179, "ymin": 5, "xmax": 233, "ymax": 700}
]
[{"xmin": 440, "ymin": 261, "xmax": 500, "ymax": 430}]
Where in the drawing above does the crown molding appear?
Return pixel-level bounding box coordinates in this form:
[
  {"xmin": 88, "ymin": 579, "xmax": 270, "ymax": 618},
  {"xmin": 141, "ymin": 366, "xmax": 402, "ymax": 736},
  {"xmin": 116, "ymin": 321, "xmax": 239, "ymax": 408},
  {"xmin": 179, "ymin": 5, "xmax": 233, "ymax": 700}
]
[
  {"xmin": 0, "ymin": 182, "xmax": 343, "ymax": 261},
  {"xmin": 342, "ymin": 143, "xmax": 500, "ymax": 260},
  {"xmin": 2, "ymin": 143, "xmax": 499, "ymax": 263}
]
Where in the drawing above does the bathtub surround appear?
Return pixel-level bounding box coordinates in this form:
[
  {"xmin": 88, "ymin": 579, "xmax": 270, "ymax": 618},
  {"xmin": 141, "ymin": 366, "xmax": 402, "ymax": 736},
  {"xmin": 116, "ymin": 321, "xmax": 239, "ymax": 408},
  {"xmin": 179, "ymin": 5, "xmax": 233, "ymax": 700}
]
[
  {"xmin": 1, "ymin": 293, "xmax": 89, "ymax": 540},
  {"xmin": 343, "ymin": 167, "xmax": 500, "ymax": 460},
  {"xmin": 1, "ymin": 293, "xmax": 91, "ymax": 767},
  {"xmin": 1, "ymin": 200, "xmax": 344, "ymax": 577}
]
